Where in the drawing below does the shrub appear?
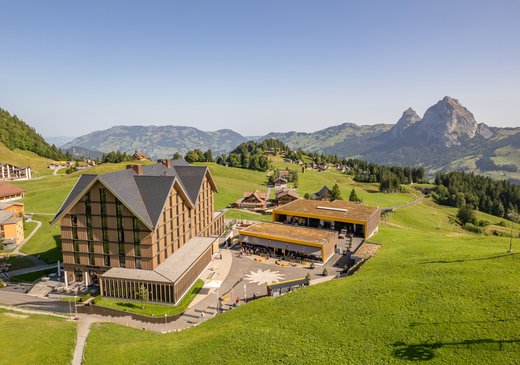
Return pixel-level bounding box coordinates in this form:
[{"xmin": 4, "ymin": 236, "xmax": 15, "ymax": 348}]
[
  {"xmin": 322, "ymin": 268, "xmax": 328, "ymax": 276},
  {"xmin": 79, "ymin": 293, "xmax": 91, "ymax": 302},
  {"xmin": 492, "ymin": 230, "xmax": 504, "ymax": 237},
  {"xmin": 497, "ymin": 221, "xmax": 508, "ymax": 227},
  {"xmin": 305, "ymin": 273, "xmax": 311, "ymax": 281},
  {"xmin": 92, "ymin": 295, "xmax": 102, "ymax": 305},
  {"xmin": 463, "ymin": 223, "xmax": 483, "ymax": 235},
  {"xmin": 478, "ymin": 220, "xmax": 491, "ymax": 227},
  {"xmin": 0, "ymin": 278, "xmax": 5, "ymax": 288},
  {"xmin": 457, "ymin": 206, "xmax": 477, "ymax": 225}
]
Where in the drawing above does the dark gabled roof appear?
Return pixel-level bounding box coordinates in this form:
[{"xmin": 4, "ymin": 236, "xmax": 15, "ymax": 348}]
[
  {"xmin": 52, "ymin": 174, "xmax": 97, "ymax": 224},
  {"xmin": 173, "ymin": 166, "xmax": 209, "ymax": 203},
  {"xmin": 99, "ymin": 169, "xmax": 152, "ymax": 227},
  {"xmin": 171, "ymin": 158, "xmax": 191, "ymax": 167},
  {"xmin": 51, "ymin": 161, "xmax": 218, "ymax": 229},
  {"xmin": 135, "ymin": 176, "xmax": 175, "ymax": 227},
  {"xmin": 313, "ymin": 185, "xmax": 332, "ymax": 198}
]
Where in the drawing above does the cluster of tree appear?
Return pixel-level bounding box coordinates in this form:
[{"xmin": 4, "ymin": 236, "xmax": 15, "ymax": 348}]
[
  {"xmin": 183, "ymin": 149, "xmax": 214, "ymax": 163},
  {"xmin": 101, "ymin": 151, "xmax": 133, "ymax": 163},
  {"xmin": 475, "ymin": 156, "xmax": 518, "ymax": 173},
  {"xmin": 0, "ymin": 108, "xmax": 69, "ymax": 160},
  {"xmin": 345, "ymin": 159, "xmax": 425, "ymax": 185},
  {"xmin": 215, "ymin": 141, "xmax": 272, "ymax": 171},
  {"xmin": 433, "ymin": 171, "xmax": 520, "ymax": 218},
  {"xmin": 303, "ymin": 154, "xmax": 425, "ymax": 193}
]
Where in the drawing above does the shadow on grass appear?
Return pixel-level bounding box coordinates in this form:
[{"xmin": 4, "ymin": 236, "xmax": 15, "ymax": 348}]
[
  {"xmin": 410, "ymin": 317, "xmax": 520, "ymax": 327},
  {"xmin": 392, "ymin": 338, "xmax": 520, "ymax": 361},
  {"xmin": 115, "ymin": 302, "xmax": 141, "ymax": 310},
  {"xmin": 420, "ymin": 252, "xmax": 517, "ymax": 264}
]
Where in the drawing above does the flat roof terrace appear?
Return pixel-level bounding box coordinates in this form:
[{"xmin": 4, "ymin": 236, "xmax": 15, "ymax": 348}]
[
  {"xmin": 239, "ymin": 222, "xmax": 336, "ymax": 247},
  {"xmin": 102, "ymin": 236, "xmax": 216, "ymax": 284},
  {"xmin": 273, "ymin": 199, "xmax": 380, "ymax": 223}
]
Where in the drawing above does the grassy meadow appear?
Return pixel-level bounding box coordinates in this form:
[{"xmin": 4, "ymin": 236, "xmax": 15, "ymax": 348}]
[
  {"xmin": 82, "ymin": 198, "xmax": 520, "ymax": 364},
  {"xmin": 0, "ymin": 309, "xmax": 76, "ymax": 365}
]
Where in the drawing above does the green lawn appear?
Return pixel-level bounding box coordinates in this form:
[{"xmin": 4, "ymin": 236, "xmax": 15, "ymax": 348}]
[
  {"xmin": 20, "ymin": 214, "xmax": 62, "ymax": 263},
  {"xmin": 0, "ymin": 308, "xmax": 76, "ymax": 365},
  {"xmin": 0, "ymin": 255, "xmax": 35, "ymax": 271},
  {"xmin": 224, "ymin": 209, "xmax": 272, "ymax": 222},
  {"xmin": 95, "ymin": 279, "xmax": 204, "ymax": 317},
  {"xmin": 11, "ymin": 268, "xmax": 57, "ymax": 283},
  {"xmin": 23, "ymin": 220, "xmax": 38, "ymax": 237},
  {"xmin": 84, "ymin": 200, "xmax": 520, "ymax": 364}
]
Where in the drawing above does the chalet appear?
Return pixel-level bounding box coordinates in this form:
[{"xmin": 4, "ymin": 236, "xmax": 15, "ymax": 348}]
[
  {"xmin": 0, "ymin": 163, "xmax": 32, "ymax": 180},
  {"xmin": 132, "ymin": 150, "xmax": 147, "ymax": 161},
  {"xmin": 233, "ymin": 190, "xmax": 268, "ymax": 210},
  {"xmin": 273, "ymin": 177, "xmax": 288, "ymax": 189},
  {"xmin": 310, "ymin": 186, "xmax": 333, "ymax": 201},
  {"xmin": 0, "ymin": 182, "xmax": 24, "ymax": 202},
  {"xmin": 275, "ymin": 189, "xmax": 300, "ymax": 206}
]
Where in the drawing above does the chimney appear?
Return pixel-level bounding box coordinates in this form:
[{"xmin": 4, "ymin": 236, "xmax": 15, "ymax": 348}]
[
  {"xmin": 157, "ymin": 159, "xmax": 172, "ymax": 168},
  {"xmin": 127, "ymin": 164, "xmax": 143, "ymax": 175}
]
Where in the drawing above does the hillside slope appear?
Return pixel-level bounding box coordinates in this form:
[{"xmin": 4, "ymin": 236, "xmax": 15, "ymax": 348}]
[
  {"xmin": 83, "ymin": 199, "xmax": 520, "ymax": 364},
  {"xmin": 0, "ymin": 108, "xmax": 66, "ymax": 160}
]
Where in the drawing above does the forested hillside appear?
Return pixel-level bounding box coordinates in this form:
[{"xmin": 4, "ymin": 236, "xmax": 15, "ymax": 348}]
[{"xmin": 0, "ymin": 108, "xmax": 67, "ymax": 160}]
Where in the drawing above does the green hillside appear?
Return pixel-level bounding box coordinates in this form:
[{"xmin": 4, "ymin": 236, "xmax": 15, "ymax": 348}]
[
  {"xmin": 0, "ymin": 108, "xmax": 66, "ymax": 160},
  {"xmin": 82, "ymin": 198, "xmax": 520, "ymax": 364},
  {"xmin": 0, "ymin": 142, "xmax": 54, "ymax": 177}
]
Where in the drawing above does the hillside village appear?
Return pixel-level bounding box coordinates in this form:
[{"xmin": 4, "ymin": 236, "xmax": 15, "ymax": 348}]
[{"xmin": 0, "ymin": 105, "xmax": 519, "ymax": 365}]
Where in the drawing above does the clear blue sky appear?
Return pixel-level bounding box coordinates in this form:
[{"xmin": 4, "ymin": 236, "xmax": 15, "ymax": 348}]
[{"xmin": 1, "ymin": 0, "xmax": 519, "ymax": 137}]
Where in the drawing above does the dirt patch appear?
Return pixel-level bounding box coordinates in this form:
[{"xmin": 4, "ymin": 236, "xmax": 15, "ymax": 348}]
[{"xmin": 3, "ymin": 312, "xmax": 29, "ymax": 319}]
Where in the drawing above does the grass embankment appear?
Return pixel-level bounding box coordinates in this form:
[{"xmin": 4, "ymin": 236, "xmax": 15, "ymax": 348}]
[
  {"xmin": 0, "ymin": 256, "xmax": 35, "ymax": 271},
  {"xmin": 20, "ymin": 214, "xmax": 62, "ymax": 263},
  {"xmin": 0, "ymin": 308, "xmax": 76, "ymax": 365},
  {"xmin": 95, "ymin": 279, "xmax": 204, "ymax": 317},
  {"xmin": 11, "ymin": 268, "xmax": 57, "ymax": 283},
  {"xmin": 84, "ymin": 199, "xmax": 520, "ymax": 364},
  {"xmin": 0, "ymin": 142, "xmax": 54, "ymax": 177}
]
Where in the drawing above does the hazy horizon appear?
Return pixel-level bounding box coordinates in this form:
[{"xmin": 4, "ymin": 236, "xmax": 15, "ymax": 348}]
[{"xmin": 2, "ymin": 1, "xmax": 520, "ymax": 137}]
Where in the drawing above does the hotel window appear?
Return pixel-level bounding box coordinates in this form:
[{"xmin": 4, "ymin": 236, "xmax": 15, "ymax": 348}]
[
  {"xmin": 134, "ymin": 243, "xmax": 141, "ymax": 257},
  {"xmin": 87, "ymin": 227, "xmax": 93, "ymax": 241},
  {"xmin": 119, "ymin": 255, "xmax": 126, "ymax": 268},
  {"xmin": 88, "ymin": 254, "xmax": 95, "ymax": 266},
  {"xmin": 99, "ymin": 188, "xmax": 106, "ymax": 203},
  {"xmin": 88, "ymin": 240, "xmax": 94, "ymax": 253},
  {"xmin": 74, "ymin": 252, "xmax": 80, "ymax": 264},
  {"xmin": 71, "ymin": 214, "xmax": 78, "ymax": 226},
  {"xmin": 118, "ymin": 242, "xmax": 125, "ymax": 256},
  {"xmin": 85, "ymin": 192, "xmax": 92, "ymax": 227},
  {"xmin": 133, "ymin": 217, "xmax": 140, "ymax": 243},
  {"xmin": 103, "ymin": 254, "xmax": 110, "ymax": 266},
  {"xmin": 72, "ymin": 227, "xmax": 78, "ymax": 240},
  {"xmin": 103, "ymin": 241, "xmax": 110, "ymax": 254},
  {"xmin": 135, "ymin": 257, "xmax": 142, "ymax": 269},
  {"xmin": 102, "ymin": 227, "xmax": 108, "ymax": 242},
  {"xmin": 73, "ymin": 239, "xmax": 79, "ymax": 252},
  {"xmin": 116, "ymin": 199, "xmax": 124, "ymax": 242}
]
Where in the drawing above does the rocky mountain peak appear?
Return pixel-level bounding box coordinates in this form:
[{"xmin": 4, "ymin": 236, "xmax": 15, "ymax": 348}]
[
  {"xmin": 387, "ymin": 107, "xmax": 421, "ymax": 139},
  {"xmin": 417, "ymin": 96, "xmax": 479, "ymax": 146}
]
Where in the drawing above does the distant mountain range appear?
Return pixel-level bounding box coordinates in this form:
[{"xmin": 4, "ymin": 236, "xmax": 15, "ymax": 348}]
[{"xmin": 56, "ymin": 97, "xmax": 520, "ymax": 181}]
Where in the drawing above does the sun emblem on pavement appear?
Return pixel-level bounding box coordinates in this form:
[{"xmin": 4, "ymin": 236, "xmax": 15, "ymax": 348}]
[{"xmin": 244, "ymin": 269, "xmax": 285, "ymax": 285}]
